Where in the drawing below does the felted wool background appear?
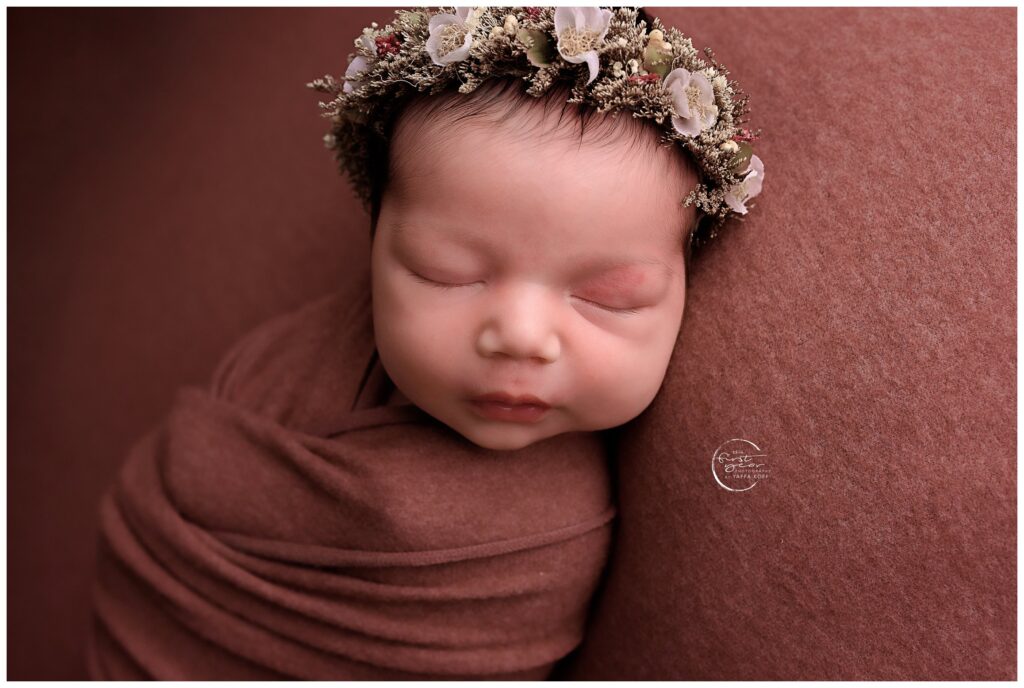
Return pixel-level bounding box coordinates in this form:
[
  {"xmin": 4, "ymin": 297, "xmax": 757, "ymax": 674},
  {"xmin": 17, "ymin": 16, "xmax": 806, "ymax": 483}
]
[{"xmin": 8, "ymin": 6, "xmax": 1015, "ymax": 680}]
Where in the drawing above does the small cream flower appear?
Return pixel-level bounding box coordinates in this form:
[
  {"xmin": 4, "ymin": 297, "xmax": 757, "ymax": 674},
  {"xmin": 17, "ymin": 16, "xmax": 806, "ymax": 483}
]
[
  {"xmin": 503, "ymin": 14, "xmax": 518, "ymax": 32},
  {"xmin": 725, "ymin": 155, "xmax": 765, "ymax": 214},
  {"xmin": 489, "ymin": 26, "xmax": 504, "ymax": 39},
  {"xmin": 553, "ymin": 6, "xmax": 614, "ymax": 85},
  {"xmin": 720, "ymin": 140, "xmax": 739, "ymax": 153},
  {"xmin": 646, "ymin": 31, "xmax": 673, "ymax": 57},
  {"xmin": 713, "ymin": 75, "xmax": 728, "ymax": 90},
  {"xmin": 425, "ymin": 6, "xmax": 479, "ymax": 65},
  {"xmin": 343, "ymin": 33, "xmax": 377, "ymax": 94},
  {"xmin": 664, "ymin": 67, "xmax": 719, "ymax": 137}
]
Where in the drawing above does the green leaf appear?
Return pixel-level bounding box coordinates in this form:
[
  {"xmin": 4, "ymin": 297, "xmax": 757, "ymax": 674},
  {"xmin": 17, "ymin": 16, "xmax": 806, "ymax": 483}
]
[
  {"xmin": 729, "ymin": 141, "xmax": 753, "ymax": 174},
  {"xmin": 519, "ymin": 28, "xmax": 556, "ymax": 67},
  {"xmin": 643, "ymin": 43, "xmax": 673, "ymax": 80}
]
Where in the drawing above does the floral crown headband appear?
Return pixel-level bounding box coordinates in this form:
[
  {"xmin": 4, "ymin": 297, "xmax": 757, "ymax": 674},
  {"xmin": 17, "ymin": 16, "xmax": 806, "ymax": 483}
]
[{"xmin": 307, "ymin": 6, "xmax": 765, "ymax": 251}]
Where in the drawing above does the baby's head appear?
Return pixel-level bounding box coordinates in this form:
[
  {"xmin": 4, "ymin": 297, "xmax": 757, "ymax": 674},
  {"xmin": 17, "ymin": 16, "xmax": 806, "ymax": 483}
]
[{"xmin": 367, "ymin": 76, "xmax": 701, "ymax": 450}]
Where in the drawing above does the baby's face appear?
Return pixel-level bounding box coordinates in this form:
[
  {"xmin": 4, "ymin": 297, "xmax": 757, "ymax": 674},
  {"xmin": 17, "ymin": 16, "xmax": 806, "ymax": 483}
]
[{"xmin": 371, "ymin": 110, "xmax": 694, "ymax": 451}]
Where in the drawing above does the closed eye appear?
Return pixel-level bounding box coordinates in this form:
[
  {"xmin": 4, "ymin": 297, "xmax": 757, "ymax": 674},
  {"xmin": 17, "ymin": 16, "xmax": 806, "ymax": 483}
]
[
  {"xmin": 410, "ymin": 271, "xmax": 642, "ymax": 315},
  {"xmin": 408, "ymin": 271, "xmax": 477, "ymax": 290},
  {"xmin": 572, "ymin": 296, "xmax": 642, "ymax": 316}
]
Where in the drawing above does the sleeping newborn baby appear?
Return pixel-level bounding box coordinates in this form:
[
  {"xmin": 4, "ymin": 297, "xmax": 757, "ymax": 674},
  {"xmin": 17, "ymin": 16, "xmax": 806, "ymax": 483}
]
[
  {"xmin": 86, "ymin": 6, "xmax": 766, "ymax": 680},
  {"xmin": 371, "ymin": 75, "xmax": 697, "ymax": 452}
]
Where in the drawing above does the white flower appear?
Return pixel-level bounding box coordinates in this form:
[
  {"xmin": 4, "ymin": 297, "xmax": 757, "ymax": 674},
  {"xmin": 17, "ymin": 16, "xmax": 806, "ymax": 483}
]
[
  {"xmin": 664, "ymin": 67, "xmax": 719, "ymax": 137},
  {"xmin": 425, "ymin": 7, "xmax": 479, "ymax": 66},
  {"xmin": 343, "ymin": 33, "xmax": 377, "ymax": 94},
  {"xmin": 720, "ymin": 140, "xmax": 739, "ymax": 153},
  {"xmin": 553, "ymin": 7, "xmax": 613, "ymax": 85},
  {"xmin": 724, "ymin": 155, "xmax": 765, "ymax": 214}
]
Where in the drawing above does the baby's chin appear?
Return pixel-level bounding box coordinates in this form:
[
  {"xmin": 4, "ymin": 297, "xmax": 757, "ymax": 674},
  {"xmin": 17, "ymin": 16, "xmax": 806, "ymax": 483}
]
[
  {"xmin": 451, "ymin": 418, "xmax": 567, "ymax": 451},
  {"xmin": 422, "ymin": 406, "xmax": 578, "ymax": 452}
]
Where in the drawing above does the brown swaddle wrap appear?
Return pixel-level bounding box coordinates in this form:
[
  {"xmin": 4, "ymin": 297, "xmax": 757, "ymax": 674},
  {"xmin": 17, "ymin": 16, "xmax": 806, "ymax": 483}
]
[{"xmin": 84, "ymin": 280, "xmax": 617, "ymax": 679}]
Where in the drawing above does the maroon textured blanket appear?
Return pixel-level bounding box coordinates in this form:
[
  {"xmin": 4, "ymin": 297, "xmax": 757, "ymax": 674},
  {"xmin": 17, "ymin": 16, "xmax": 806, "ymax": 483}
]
[{"xmin": 85, "ymin": 283, "xmax": 616, "ymax": 679}]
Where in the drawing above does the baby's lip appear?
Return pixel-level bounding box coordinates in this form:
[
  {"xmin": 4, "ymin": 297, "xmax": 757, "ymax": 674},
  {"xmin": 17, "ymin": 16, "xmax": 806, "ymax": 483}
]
[{"xmin": 470, "ymin": 392, "xmax": 551, "ymax": 409}]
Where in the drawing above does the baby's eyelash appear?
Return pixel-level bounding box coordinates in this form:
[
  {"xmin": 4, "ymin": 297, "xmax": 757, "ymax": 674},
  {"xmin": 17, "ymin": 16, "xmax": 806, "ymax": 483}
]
[
  {"xmin": 575, "ymin": 297, "xmax": 642, "ymax": 316},
  {"xmin": 409, "ymin": 271, "xmax": 641, "ymax": 314},
  {"xmin": 408, "ymin": 271, "xmax": 469, "ymax": 290}
]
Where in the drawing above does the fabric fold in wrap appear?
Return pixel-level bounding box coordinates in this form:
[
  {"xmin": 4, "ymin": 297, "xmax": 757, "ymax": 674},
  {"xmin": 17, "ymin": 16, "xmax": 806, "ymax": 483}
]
[{"xmin": 85, "ymin": 282, "xmax": 617, "ymax": 679}]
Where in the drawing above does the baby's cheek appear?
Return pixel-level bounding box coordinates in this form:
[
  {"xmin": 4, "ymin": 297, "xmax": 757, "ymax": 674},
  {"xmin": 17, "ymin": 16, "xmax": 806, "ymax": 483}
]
[
  {"xmin": 379, "ymin": 295, "xmax": 464, "ymax": 376},
  {"xmin": 570, "ymin": 335, "xmax": 667, "ymax": 428},
  {"xmin": 570, "ymin": 338, "xmax": 631, "ymax": 402},
  {"xmin": 395, "ymin": 300, "xmax": 461, "ymax": 351}
]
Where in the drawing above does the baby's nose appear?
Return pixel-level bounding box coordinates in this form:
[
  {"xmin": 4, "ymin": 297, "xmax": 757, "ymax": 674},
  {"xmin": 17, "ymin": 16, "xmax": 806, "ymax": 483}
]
[{"xmin": 476, "ymin": 287, "xmax": 560, "ymax": 363}]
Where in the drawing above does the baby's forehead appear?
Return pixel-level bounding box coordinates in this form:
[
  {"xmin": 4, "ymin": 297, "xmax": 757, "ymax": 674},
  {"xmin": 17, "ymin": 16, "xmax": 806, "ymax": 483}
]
[
  {"xmin": 394, "ymin": 125, "xmax": 692, "ymax": 215},
  {"xmin": 394, "ymin": 86, "xmax": 696, "ymax": 182},
  {"xmin": 387, "ymin": 89, "xmax": 698, "ymax": 249}
]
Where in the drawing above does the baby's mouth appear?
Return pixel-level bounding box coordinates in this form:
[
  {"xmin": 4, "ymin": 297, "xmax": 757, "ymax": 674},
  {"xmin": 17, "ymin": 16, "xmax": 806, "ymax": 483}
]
[{"xmin": 468, "ymin": 392, "xmax": 551, "ymax": 424}]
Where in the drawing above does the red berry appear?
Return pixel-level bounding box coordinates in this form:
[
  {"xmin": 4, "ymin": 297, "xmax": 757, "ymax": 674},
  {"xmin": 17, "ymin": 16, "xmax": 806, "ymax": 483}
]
[{"xmin": 374, "ymin": 33, "xmax": 402, "ymax": 56}]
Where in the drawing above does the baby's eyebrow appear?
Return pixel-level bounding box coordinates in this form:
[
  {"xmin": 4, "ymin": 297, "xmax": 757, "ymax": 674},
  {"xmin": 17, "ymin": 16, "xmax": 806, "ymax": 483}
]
[
  {"xmin": 575, "ymin": 256, "xmax": 676, "ymax": 279},
  {"xmin": 388, "ymin": 220, "xmax": 674, "ymax": 277}
]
